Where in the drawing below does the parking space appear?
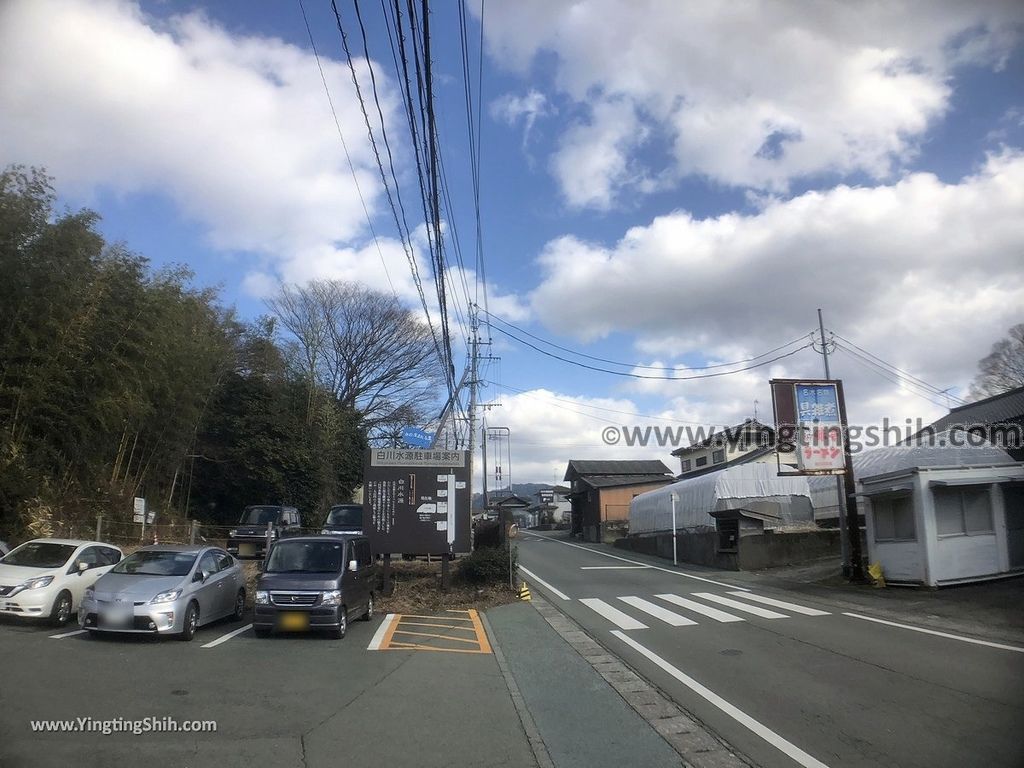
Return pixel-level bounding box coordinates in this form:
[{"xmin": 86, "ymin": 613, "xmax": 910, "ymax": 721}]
[
  {"xmin": 369, "ymin": 609, "xmax": 492, "ymax": 654},
  {"xmin": 0, "ymin": 604, "xmax": 527, "ymax": 768}
]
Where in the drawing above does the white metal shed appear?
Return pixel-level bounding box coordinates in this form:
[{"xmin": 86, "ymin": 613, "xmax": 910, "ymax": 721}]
[{"xmin": 857, "ymin": 442, "xmax": 1024, "ymax": 586}]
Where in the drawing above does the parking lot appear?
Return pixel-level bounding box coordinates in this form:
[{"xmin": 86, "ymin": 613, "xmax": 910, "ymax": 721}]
[{"xmin": 0, "ymin": 605, "xmax": 534, "ymax": 768}]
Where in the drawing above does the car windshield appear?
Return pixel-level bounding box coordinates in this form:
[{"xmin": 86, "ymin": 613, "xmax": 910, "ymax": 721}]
[
  {"xmin": 265, "ymin": 541, "xmax": 344, "ymax": 574},
  {"xmin": 112, "ymin": 550, "xmax": 197, "ymax": 577},
  {"xmin": 325, "ymin": 506, "xmax": 362, "ymax": 527},
  {"xmin": 239, "ymin": 506, "xmax": 283, "ymax": 525},
  {"xmin": 1, "ymin": 542, "xmax": 77, "ymax": 568}
]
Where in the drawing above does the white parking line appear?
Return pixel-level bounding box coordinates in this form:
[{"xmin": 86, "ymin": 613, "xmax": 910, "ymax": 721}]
[
  {"xmin": 727, "ymin": 591, "xmax": 830, "ymax": 616},
  {"xmin": 580, "ymin": 598, "xmax": 648, "ymax": 630},
  {"xmin": 367, "ymin": 613, "xmax": 397, "ymax": 651},
  {"xmin": 49, "ymin": 629, "xmax": 87, "ymax": 639},
  {"xmin": 618, "ymin": 596, "xmax": 697, "ymax": 627},
  {"xmin": 201, "ymin": 623, "xmax": 252, "ymax": 648},
  {"xmin": 843, "ymin": 613, "xmax": 1024, "ymax": 653},
  {"xmin": 612, "ymin": 631, "xmax": 830, "ymax": 768},
  {"xmin": 518, "ymin": 565, "xmax": 571, "ymax": 601},
  {"xmin": 691, "ymin": 593, "xmax": 787, "ymax": 619},
  {"xmin": 522, "ymin": 533, "xmax": 748, "ymax": 590}
]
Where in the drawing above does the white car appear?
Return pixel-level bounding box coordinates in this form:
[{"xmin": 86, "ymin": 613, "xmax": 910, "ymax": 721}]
[{"xmin": 0, "ymin": 539, "xmax": 123, "ymax": 627}]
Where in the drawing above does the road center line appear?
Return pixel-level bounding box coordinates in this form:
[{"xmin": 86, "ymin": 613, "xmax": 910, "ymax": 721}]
[
  {"xmin": 367, "ymin": 613, "xmax": 398, "ymax": 650},
  {"xmin": 49, "ymin": 629, "xmax": 87, "ymax": 639},
  {"xmin": 518, "ymin": 565, "xmax": 571, "ymax": 600},
  {"xmin": 842, "ymin": 612, "xmax": 1024, "ymax": 653},
  {"xmin": 612, "ymin": 631, "xmax": 830, "ymax": 768},
  {"xmin": 523, "ymin": 533, "xmax": 748, "ymax": 590},
  {"xmin": 201, "ymin": 623, "xmax": 252, "ymax": 648}
]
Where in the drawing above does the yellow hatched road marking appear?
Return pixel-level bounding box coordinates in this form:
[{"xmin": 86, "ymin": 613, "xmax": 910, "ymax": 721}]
[{"xmin": 376, "ymin": 608, "xmax": 491, "ymax": 654}]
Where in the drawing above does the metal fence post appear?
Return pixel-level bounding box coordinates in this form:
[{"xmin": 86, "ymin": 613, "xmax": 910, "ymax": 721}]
[
  {"xmin": 95, "ymin": 513, "xmax": 103, "ymax": 542},
  {"xmin": 189, "ymin": 520, "xmax": 198, "ymax": 545},
  {"xmin": 265, "ymin": 522, "xmax": 273, "ymax": 559}
]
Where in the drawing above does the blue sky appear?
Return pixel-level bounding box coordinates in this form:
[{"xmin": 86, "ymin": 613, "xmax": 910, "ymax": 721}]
[{"xmin": 2, "ymin": 0, "xmax": 1023, "ymax": 484}]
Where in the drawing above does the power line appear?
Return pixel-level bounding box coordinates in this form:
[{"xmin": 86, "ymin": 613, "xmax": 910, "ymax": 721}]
[
  {"xmin": 828, "ymin": 329, "xmax": 966, "ymax": 405},
  {"xmin": 328, "ymin": 0, "xmax": 447, "ymax": 382},
  {"xmin": 484, "ymin": 309, "xmax": 813, "ymax": 372},
  {"xmin": 489, "ymin": 321, "xmax": 813, "ymax": 380},
  {"xmin": 832, "ymin": 343, "xmax": 955, "ymax": 410},
  {"xmin": 297, "ymin": 0, "xmax": 396, "ymax": 297},
  {"xmin": 493, "ymin": 383, "xmax": 731, "ymax": 426}
]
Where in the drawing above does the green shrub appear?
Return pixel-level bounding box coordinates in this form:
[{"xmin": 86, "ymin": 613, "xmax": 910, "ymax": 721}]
[
  {"xmin": 457, "ymin": 544, "xmax": 517, "ymax": 585},
  {"xmin": 473, "ymin": 519, "xmax": 501, "ymax": 549}
]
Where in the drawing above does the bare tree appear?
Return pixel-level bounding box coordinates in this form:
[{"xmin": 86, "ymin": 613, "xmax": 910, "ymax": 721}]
[
  {"xmin": 265, "ymin": 283, "xmax": 331, "ymax": 424},
  {"xmin": 969, "ymin": 323, "xmax": 1024, "ymax": 400},
  {"xmin": 268, "ymin": 280, "xmax": 444, "ymax": 440}
]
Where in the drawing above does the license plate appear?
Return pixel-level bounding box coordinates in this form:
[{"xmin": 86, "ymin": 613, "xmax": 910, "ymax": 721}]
[
  {"xmin": 239, "ymin": 542, "xmax": 256, "ymax": 557},
  {"xmin": 100, "ymin": 609, "xmax": 132, "ymax": 627},
  {"xmin": 279, "ymin": 611, "xmax": 309, "ymax": 631}
]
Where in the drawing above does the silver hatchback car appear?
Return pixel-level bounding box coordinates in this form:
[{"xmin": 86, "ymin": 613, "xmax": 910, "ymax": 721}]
[{"xmin": 79, "ymin": 545, "xmax": 246, "ymax": 641}]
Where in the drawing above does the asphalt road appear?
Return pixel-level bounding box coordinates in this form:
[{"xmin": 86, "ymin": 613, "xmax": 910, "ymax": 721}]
[
  {"xmin": 517, "ymin": 530, "xmax": 1024, "ymax": 768},
  {"xmin": 0, "ymin": 607, "xmax": 535, "ymax": 768}
]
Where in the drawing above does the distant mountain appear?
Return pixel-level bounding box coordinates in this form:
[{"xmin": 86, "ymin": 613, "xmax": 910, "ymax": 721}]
[{"xmin": 472, "ymin": 483, "xmax": 552, "ymax": 510}]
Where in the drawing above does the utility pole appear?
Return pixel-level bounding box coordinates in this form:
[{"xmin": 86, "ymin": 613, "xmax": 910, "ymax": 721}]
[
  {"xmin": 467, "ymin": 308, "xmax": 480, "ymax": 517},
  {"xmin": 816, "ymin": 308, "xmax": 863, "ymax": 581}
]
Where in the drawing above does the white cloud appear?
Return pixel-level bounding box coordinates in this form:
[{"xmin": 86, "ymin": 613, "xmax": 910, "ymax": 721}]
[
  {"xmin": 479, "ymin": 0, "xmax": 1023, "ymax": 206},
  {"xmin": 490, "ymin": 89, "xmax": 552, "ymax": 137},
  {"xmin": 0, "ymin": 0, "xmax": 399, "ymax": 282},
  {"xmin": 526, "ymin": 150, "xmax": 1024, "ymax": 429}
]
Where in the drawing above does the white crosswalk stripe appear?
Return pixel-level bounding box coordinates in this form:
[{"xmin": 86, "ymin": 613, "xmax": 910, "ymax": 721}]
[
  {"xmin": 726, "ymin": 591, "xmax": 830, "ymax": 616},
  {"xmin": 618, "ymin": 596, "xmax": 698, "ymax": 626},
  {"xmin": 655, "ymin": 593, "xmax": 744, "ymax": 623},
  {"xmin": 579, "ymin": 598, "xmax": 648, "ymax": 630},
  {"xmin": 579, "ymin": 591, "xmax": 832, "ymax": 630},
  {"xmin": 689, "ymin": 593, "xmax": 787, "ymax": 619}
]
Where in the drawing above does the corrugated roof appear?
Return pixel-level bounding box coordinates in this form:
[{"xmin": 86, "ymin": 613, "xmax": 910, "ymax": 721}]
[
  {"xmin": 929, "ymin": 385, "xmax": 1024, "ymax": 431},
  {"xmin": 670, "ymin": 419, "xmax": 774, "ymax": 456},
  {"xmin": 564, "ymin": 460, "xmax": 672, "ymax": 480},
  {"xmin": 852, "ymin": 441, "xmax": 1016, "ymax": 479},
  {"xmin": 578, "ymin": 474, "xmax": 675, "ymax": 490}
]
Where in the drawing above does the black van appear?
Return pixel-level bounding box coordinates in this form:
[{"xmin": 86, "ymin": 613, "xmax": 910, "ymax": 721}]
[
  {"xmin": 227, "ymin": 505, "xmax": 302, "ymax": 558},
  {"xmin": 253, "ymin": 535, "xmax": 375, "ymax": 639},
  {"xmin": 320, "ymin": 503, "xmax": 363, "ymax": 535}
]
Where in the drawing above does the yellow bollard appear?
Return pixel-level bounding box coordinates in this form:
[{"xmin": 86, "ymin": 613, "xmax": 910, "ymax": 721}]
[{"xmin": 867, "ymin": 562, "xmax": 886, "ymax": 588}]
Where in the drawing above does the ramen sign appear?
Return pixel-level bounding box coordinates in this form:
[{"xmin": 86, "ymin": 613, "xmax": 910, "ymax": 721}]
[{"xmin": 770, "ymin": 379, "xmax": 848, "ymax": 475}]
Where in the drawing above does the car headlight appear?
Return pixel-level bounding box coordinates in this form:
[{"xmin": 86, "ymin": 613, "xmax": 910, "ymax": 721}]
[
  {"xmin": 7, "ymin": 574, "xmax": 54, "ymax": 596},
  {"xmin": 229, "ymin": 529, "xmax": 237, "ymax": 537},
  {"xmin": 149, "ymin": 589, "xmax": 182, "ymax": 604},
  {"xmin": 321, "ymin": 590, "xmax": 341, "ymax": 606},
  {"xmin": 255, "ymin": 590, "xmax": 270, "ymax": 605}
]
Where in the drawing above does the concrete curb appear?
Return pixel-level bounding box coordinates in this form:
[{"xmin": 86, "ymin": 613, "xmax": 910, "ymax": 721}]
[
  {"xmin": 479, "ymin": 611, "xmax": 555, "ymax": 768},
  {"xmin": 529, "ymin": 594, "xmax": 752, "ymax": 768}
]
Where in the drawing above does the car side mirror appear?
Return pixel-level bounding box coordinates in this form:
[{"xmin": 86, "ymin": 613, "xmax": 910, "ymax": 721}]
[
  {"xmin": 348, "ymin": 560, "xmax": 358, "ymax": 573},
  {"xmin": 193, "ymin": 570, "xmax": 207, "ymax": 583},
  {"xmin": 77, "ymin": 561, "xmax": 89, "ymax": 573}
]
